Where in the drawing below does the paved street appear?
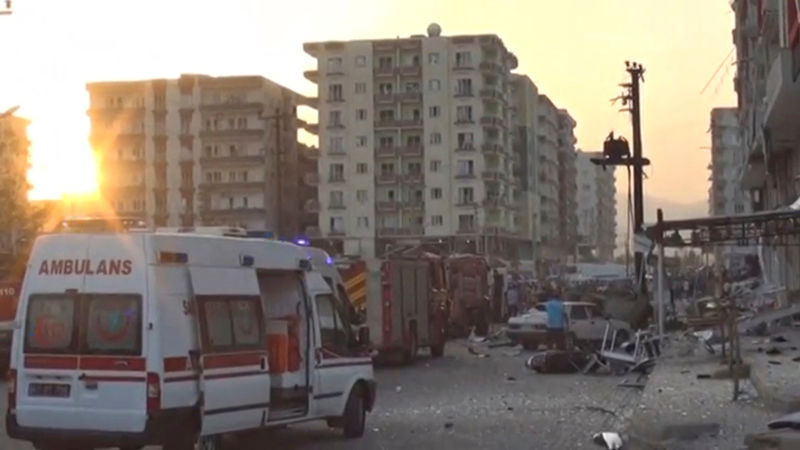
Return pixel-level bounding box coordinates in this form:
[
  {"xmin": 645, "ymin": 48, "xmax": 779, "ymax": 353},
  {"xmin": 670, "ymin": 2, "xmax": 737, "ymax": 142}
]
[{"xmin": 1, "ymin": 342, "xmax": 640, "ymax": 450}]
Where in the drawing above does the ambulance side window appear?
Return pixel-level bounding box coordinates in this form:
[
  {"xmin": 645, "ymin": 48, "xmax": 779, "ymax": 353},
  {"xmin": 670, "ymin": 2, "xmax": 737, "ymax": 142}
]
[
  {"xmin": 197, "ymin": 297, "xmax": 263, "ymax": 352},
  {"xmin": 24, "ymin": 294, "xmax": 78, "ymax": 354},
  {"xmin": 315, "ymin": 294, "xmax": 348, "ymax": 352}
]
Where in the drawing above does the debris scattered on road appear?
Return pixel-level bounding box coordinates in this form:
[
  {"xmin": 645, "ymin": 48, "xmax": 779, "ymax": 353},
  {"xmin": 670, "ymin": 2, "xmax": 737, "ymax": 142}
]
[
  {"xmin": 766, "ymin": 346, "xmax": 782, "ymax": 355},
  {"xmin": 771, "ymin": 335, "xmax": 789, "ymax": 343},
  {"xmin": 792, "ymin": 356, "xmax": 800, "ymax": 362},
  {"xmin": 768, "ymin": 360, "xmax": 782, "ymax": 365},
  {"xmin": 395, "ymin": 385, "xmax": 403, "ymax": 393},
  {"xmin": 697, "ymin": 374, "xmax": 712, "ymax": 379},
  {"xmin": 505, "ymin": 374, "xmax": 517, "ymax": 382},
  {"xmin": 592, "ymin": 431, "xmax": 623, "ymax": 449},
  {"xmin": 467, "ymin": 345, "xmax": 490, "ymax": 358},
  {"xmin": 444, "ymin": 422, "xmax": 454, "ymax": 429}
]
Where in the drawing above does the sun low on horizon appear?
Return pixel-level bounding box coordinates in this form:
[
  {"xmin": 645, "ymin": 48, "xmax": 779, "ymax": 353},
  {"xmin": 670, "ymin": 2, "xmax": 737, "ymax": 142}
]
[{"xmin": 2, "ymin": 0, "xmax": 736, "ymax": 206}]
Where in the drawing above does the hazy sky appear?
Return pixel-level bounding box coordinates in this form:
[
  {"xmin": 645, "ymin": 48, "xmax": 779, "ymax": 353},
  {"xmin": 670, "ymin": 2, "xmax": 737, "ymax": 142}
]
[{"xmin": 0, "ymin": 0, "xmax": 736, "ymax": 205}]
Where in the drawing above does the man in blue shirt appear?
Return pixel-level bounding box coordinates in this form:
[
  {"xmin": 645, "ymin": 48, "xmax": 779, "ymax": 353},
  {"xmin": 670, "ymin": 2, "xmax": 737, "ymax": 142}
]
[{"xmin": 544, "ymin": 287, "xmax": 568, "ymax": 350}]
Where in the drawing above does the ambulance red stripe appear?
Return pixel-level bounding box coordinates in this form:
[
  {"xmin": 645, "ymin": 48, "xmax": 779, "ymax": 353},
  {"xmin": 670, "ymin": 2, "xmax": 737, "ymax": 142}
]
[
  {"xmin": 163, "ymin": 356, "xmax": 189, "ymax": 372},
  {"xmin": 24, "ymin": 355, "xmax": 79, "ymax": 370},
  {"xmin": 79, "ymin": 356, "xmax": 145, "ymax": 371}
]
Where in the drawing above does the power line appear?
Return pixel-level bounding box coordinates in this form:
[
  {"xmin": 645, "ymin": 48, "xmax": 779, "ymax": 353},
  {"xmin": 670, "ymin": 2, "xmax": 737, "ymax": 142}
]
[{"xmin": 700, "ymin": 47, "xmax": 735, "ymax": 95}]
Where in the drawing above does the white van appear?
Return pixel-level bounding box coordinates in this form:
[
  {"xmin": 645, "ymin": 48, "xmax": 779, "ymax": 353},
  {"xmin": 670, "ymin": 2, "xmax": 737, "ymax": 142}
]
[{"xmin": 6, "ymin": 232, "xmax": 376, "ymax": 450}]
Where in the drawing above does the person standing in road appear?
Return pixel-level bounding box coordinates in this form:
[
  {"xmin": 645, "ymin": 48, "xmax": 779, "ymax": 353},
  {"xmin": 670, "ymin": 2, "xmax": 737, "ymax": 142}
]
[
  {"xmin": 505, "ymin": 282, "xmax": 519, "ymax": 318},
  {"xmin": 545, "ymin": 288, "xmax": 568, "ymax": 350}
]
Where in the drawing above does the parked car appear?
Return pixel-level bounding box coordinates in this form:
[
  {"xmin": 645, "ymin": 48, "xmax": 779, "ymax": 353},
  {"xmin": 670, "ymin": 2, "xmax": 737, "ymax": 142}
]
[{"xmin": 507, "ymin": 301, "xmax": 631, "ymax": 350}]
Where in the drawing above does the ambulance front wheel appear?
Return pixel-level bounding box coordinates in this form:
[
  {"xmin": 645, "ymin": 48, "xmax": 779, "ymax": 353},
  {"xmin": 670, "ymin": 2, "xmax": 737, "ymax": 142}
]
[{"xmin": 342, "ymin": 384, "xmax": 366, "ymax": 438}]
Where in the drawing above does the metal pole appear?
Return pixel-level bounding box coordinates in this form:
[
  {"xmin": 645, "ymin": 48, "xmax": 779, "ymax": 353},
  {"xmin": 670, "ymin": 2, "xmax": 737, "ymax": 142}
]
[
  {"xmin": 628, "ymin": 63, "xmax": 647, "ymax": 296},
  {"xmin": 657, "ymin": 208, "xmax": 664, "ymax": 341},
  {"xmin": 274, "ymin": 107, "xmax": 282, "ymax": 239}
]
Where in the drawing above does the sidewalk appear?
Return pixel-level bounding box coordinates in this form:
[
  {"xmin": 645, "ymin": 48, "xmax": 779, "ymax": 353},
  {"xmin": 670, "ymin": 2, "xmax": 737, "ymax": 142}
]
[{"xmin": 627, "ymin": 336, "xmax": 773, "ymax": 450}]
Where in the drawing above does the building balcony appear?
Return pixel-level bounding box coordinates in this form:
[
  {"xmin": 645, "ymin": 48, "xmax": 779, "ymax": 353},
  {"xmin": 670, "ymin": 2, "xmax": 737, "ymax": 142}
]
[
  {"xmin": 300, "ymin": 146, "xmax": 319, "ymax": 161},
  {"xmin": 199, "ymin": 155, "xmax": 266, "ymax": 166},
  {"xmin": 481, "ymin": 143, "xmax": 503, "ymax": 156},
  {"xmin": 482, "ymin": 170, "xmax": 503, "ymax": 182},
  {"xmin": 303, "ymin": 69, "xmax": 318, "ymax": 83},
  {"xmin": 377, "ymin": 227, "xmax": 424, "ymax": 237},
  {"xmin": 479, "ymin": 61, "xmax": 504, "ymax": 74},
  {"xmin": 325, "ymin": 122, "xmax": 345, "ymax": 130},
  {"xmin": 480, "ymin": 87, "xmax": 505, "ymax": 102},
  {"xmin": 328, "ymin": 175, "xmax": 346, "ymax": 184},
  {"xmin": 179, "ymin": 184, "xmax": 194, "ymax": 196},
  {"xmin": 199, "ymin": 181, "xmax": 265, "ymax": 192},
  {"xmin": 299, "ymin": 120, "xmax": 319, "ymax": 135},
  {"xmin": 375, "ymin": 146, "xmax": 397, "ymax": 158},
  {"xmin": 328, "ymin": 229, "xmax": 346, "ymax": 237},
  {"xmin": 374, "ymin": 66, "xmax": 394, "ymax": 77},
  {"xmin": 455, "ymin": 172, "xmax": 477, "ymax": 180},
  {"xmin": 482, "ymin": 197, "xmax": 505, "ymax": 208},
  {"xmin": 327, "ymin": 148, "xmax": 347, "ymax": 156},
  {"xmin": 199, "ymin": 101, "xmax": 263, "ymax": 113},
  {"xmin": 454, "ymin": 89, "xmax": 474, "ymax": 98},
  {"xmin": 328, "ymin": 202, "xmax": 346, "ymax": 210},
  {"xmin": 376, "ymin": 173, "xmax": 398, "ymax": 185},
  {"xmin": 395, "ymin": 91, "xmax": 422, "ymax": 103},
  {"xmin": 764, "ymin": 47, "xmax": 800, "ymax": 147},
  {"xmin": 395, "ymin": 65, "xmax": 422, "ymax": 77},
  {"xmin": 401, "ymin": 200, "xmax": 424, "ymax": 211},
  {"xmin": 304, "ymin": 199, "xmax": 320, "ymax": 213},
  {"xmin": 480, "ymin": 116, "xmax": 505, "ymax": 128},
  {"xmin": 402, "ymin": 173, "xmax": 424, "ymax": 185},
  {"xmin": 456, "ymin": 225, "xmax": 477, "ymax": 234},
  {"xmin": 375, "ymin": 93, "xmax": 395, "ymax": 104},
  {"xmin": 374, "ymin": 118, "xmax": 423, "ymax": 129},
  {"xmin": 305, "ymin": 226, "xmax": 321, "ymax": 237},
  {"xmin": 398, "ymin": 144, "xmax": 423, "ymax": 157},
  {"xmin": 455, "ymin": 144, "xmax": 476, "ymax": 153},
  {"xmin": 326, "ymin": 96, "xmax": 345, "ymax": 104},
  {"xmin": 376, "ymin": 201, "xmax": 399, "ymax": 212},
  {"xmin": 455, "ymin": 200, "xmax": 478, "ymax": 208},
  {"xmin": 201, "ymin": 207, "xmax": 268, "ymax": 218},
  {"xmin": 199, "ymin": 128, "xmax": 265, "ymax": 139}
]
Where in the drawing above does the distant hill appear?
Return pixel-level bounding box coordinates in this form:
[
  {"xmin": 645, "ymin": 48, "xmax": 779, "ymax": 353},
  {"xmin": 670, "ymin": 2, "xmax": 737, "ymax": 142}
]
[{"xmin": 614, "ymin": 193, "xmax": 708, "ymax": 251}]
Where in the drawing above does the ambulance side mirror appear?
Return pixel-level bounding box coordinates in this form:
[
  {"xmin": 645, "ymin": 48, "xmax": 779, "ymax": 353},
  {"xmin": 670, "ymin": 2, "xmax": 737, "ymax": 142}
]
[{"xmin": 357, "ymin": 326, "xmax": 370, "ymax": 347}]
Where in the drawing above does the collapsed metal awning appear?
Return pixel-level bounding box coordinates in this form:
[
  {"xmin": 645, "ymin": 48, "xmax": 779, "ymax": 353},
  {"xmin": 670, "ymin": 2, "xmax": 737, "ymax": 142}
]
[{"xmin": 647, "ymin": 208, "xmax": 800, "ymax": 248}]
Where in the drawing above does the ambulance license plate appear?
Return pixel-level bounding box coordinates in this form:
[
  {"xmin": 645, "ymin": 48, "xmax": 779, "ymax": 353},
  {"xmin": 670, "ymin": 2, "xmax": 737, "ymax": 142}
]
[{"xmin": 28, "ymin": 383, "xmax": 71, "ymax": 398}]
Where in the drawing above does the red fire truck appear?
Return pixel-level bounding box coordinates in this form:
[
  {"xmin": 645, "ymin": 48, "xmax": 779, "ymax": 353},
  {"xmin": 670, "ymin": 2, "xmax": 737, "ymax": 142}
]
[
  {"xmin": 0, "ymin": 278, "xmax": 21, "ymax": 373},
  {"xmin": 447, "ymin": 254, "xmax": 491, "ymax": 336}
]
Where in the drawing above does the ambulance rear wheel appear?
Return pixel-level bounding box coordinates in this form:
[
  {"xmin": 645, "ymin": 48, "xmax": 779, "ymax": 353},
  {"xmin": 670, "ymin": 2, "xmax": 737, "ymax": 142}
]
[{"xmin": 342, "ymin": 385, "xmax": 366, "ymax": 438}]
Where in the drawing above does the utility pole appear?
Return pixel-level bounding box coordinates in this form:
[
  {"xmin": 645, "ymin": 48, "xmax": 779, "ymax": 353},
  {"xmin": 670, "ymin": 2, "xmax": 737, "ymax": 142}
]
[
  {"xmin": 591, "ymin": 61, "xmax": 650, "ymax": 295},
  {"xmin": 260, "ymin": 107, "xmax": 295, "ymax": 240}
]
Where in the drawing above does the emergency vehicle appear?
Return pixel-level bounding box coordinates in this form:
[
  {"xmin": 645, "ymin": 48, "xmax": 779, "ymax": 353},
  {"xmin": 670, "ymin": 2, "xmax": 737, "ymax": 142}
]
[
  {"xmin": 447, "ymin": 255, "xmax": 491, "ymax": 336},
  {"xmin": 6, "ymin": 231, "xmax": 375, "ymax": 450}
]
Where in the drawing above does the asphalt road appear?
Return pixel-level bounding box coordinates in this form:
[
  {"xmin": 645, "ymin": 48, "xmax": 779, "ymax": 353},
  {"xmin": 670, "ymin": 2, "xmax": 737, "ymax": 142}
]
[{"xmin": 1, "ymin": 341, "xmax": 640, "ymax": 450}]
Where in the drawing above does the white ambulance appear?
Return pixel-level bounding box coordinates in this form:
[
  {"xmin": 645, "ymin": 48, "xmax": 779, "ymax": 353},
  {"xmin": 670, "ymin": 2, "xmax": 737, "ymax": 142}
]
[{"xmin": 6, "ymin": 231, "xmax": 376, "ymax": 450}]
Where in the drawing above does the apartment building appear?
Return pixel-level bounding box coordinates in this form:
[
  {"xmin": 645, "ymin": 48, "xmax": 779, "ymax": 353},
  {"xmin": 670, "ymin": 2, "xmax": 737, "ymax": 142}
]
[
  {"xmin": 732, "ymin": 0, "xmax": 800, "ymax": 289},
  {"xmin": 509, "ymin": 74, "xmax": 540, "ymax": 262},
  {"xmin": 557, "ymin": 110, "xmax": 579, "ymax": 260},
  {"xmin": 87, "ymin": 75, "xmax": 316, "ymax": 238},
  {"xmin": 576, "ymin": 150, "xmax": 617, "ymax": 262},
  {"xmin": 536, "ymin": 95, "xmax": 562, "ymax": 262},
  {"xmin": 304, "ymin": 24, "xmax": 524, "ymax": 260},
  {"xmin": 709, "ymin": 107, "xmax": 749, "ymax": 217},
  {"xmin": 0, "ymin": 114, "xmax": 30, "ymax": 255}
]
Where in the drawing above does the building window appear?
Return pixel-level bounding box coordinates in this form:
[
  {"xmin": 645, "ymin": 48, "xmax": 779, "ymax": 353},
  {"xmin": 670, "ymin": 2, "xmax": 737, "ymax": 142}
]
[
  {"xmin": 429, "ymin": 106, "xmax": 440, "ymax": 118},
  {"xmin": 237, "ymin": 117, "xmax": 248, "ymax": 129},
  {"xmin": 406, "ymin": 162, "xmax": 422, "ymax": 175},
  {"xmin": 456, "ymin": 79, "xmax": 473, "ymax": 96},
  {"xmin": 356, "ymin": 136, "xmax": 367, "ymax": 147},
  {"xmin": 430, "ymin": 160, "xmax": 441, "ymax": 172},
  {"xmin": 430, "ymin": 132, "xmax": 442, "ymax": 145},
  {"xmin": 429, "ymin": 79, "xmax": 441, "ymax": 91},
  {"xmin": 329, "ymin": 163, "xmax": 344, "ymax": 181},
  {"xmin": 428, "ymin": 52, "xmax": 440, "ymax": 64},
  {"xmin": 378, "ymin": 83, "xmax": 393, "ymax": 95},
  {"xmin": 456, "ymin": 105, "xmax": 473, "ymax": 123},
  {"xmin": 380, "ymin": 162, "xmax": 395, "ymax": 176},
  {"xmin": 378, "ymin": 56, "xmax": 392, "ymax": 69},
  {"xmin": 330, "ymin": 217, "xmax": 344, "ymax": 233},
  {"xmin": 457, "ymin": 132, "xmax": 474, "ymax": 148},
  {"xmin": 242, "ymin": 197, "xmax": 249, "ymax": 208},
  {"xmin": 240, "ymin": 171, "xmax": 248, "ymax": 181},
  {"xmin": 356, "ymin": 109, "xmax": 367, "ymax": 121},
  {"xmin": 357, "ymin": 216, "xmax": 369, "ymax": 229},
  {"xmin": 405, "ymin": 81, "xmax": 421, "ymax": 93},
  {"xmin": 458, "ymin": 214, "xmax": 475, "ymax": 231},
  {"xmin": 455, "ymin": 51, "xmax": 472, "ymax": 67},
  {"xmin": 379, "ymin": 110, "xmax": 395, "ymax": 121},
  {"xmin": 329, "ymin": 110, "xmax": 343, "ymax": 127},
  {"xmin": 328, "ymin": 84, "xmax": 343, "ymax": 101},
  {"xmin": 330, "ymin": 191, "xmax": 344, "ymax": 207},
  {"xmin": 457, "ymin": 160, "xmax": 474, "ymax": 176},
  {"xmin": 356, "ymin": 190, "xmax": 368, "ymax": 202},
  {"xmin": 379, "ymin": 136, "xmax": 394, "ymax": 148},
  {"xmin": 431, "ymin": 215, "xmax": 443, "ymax": 226},
  {"xmin": 430, "ymin": 188, "xmax": 442, "ymax": 200},
  {"xmin": 406, "ymin": 135, "xmax": 422, "ymax": 146},
  {"xmin": 356, "ymin": 163, "xmax": 368, "ymax": 174},
  {"xmin": 330, "ymin": 136, "xmax": 344, "ymax": 153},
  {"xmin": 355, "ymin": 55, "xmax": 367, "ymax": 66},
  {"xmin": 327, "ymin": 57, "xmax": 343, "ymax": 72},
  {"xmin": 458, "ymin": 187, "xmax": 474, "ymax": 204},
  {"xmin": 355, "ymin": 82, "xmax": 367, "ymax": 94}
]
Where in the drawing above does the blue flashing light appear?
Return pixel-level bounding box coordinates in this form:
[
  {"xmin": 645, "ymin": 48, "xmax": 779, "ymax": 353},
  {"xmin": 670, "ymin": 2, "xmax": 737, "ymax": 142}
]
[
  {"xmin": 325, "ymin": 256, "xmax": 334, "ymax": 265},
  {"xmin": 295, "ymin": 238, "xmax": 309, "ymax": 246}
]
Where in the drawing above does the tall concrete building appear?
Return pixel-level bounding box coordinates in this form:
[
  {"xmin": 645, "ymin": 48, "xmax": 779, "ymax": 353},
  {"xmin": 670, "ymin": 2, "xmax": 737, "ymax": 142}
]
[
  {"xmin": 709, "ymin": 107, "xmax": 749, "ymax": 217},
  {"xmin": 557, "ymin": 110, "xmax": 578, "ymax": 261},
  {"xmin": 575, "ymin": 150, "xmax": 617, "ymax": 261},
  {"xmin": 731, "ymin": 0, "xmax": 800, "ymax": 289},
  {"xmin": 304, "ymin": 24, "xmax": 527, "ymax": 260},
  {"xmin": 0, "ymin": 115, "xmax": 30, "ymax": 255},
  {"xmin": 87, "ymin": 75, "xmax": 317, "ymax": 238},
  {"xmin": 509, "ymin": 74, "xmax": 540, "ymax": 262},
  {"xmin": 536, "ymin": 95, "xmax": 561, "ymax": 263}
]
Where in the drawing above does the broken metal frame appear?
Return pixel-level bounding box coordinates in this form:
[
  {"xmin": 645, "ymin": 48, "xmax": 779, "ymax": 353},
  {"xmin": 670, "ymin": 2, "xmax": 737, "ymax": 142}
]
[{"xmin": 650, "ymin": 207, "xmax": 800, "ymax": 400}]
